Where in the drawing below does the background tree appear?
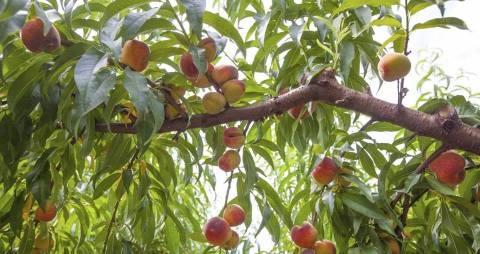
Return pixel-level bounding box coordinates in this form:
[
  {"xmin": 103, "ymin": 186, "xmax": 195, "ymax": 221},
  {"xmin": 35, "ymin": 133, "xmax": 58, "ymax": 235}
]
[{"xmin": 0, "ymin": 0, "xmax": 479, "ymax": 253}]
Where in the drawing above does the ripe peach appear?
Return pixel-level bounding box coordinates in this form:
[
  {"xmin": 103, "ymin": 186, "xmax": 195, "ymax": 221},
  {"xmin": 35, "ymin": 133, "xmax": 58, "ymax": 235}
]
[
  {"xmin": 180, "ymin": 53, "xmax": 199, "ymax": 79},
  {"xmin": 300, "ymin": 249, "xmax": 316, "ymax": 254},
  {"xmin": 223, "ymin": 204, "xmax": 245, "ymax": 226},
  {"xmin": 34, "ymin": 233, "xmax": 54, "ymax": 251},
  {"xmin": 119, "ymin": 40, "xmax": 150, "ymax": 72},
  {"xmin": 221, "ymin": 80, "xmax": 245, "ymax": 104},
  {"xmin": 314, "ymin": 240, "xmax": 336, "ymax": 254},
  {"xmin": 199, "ymin": 37, "xmax": 217, "ymax": 62},
  {"xmin": 203, "ymin": 217, "xmax": 232, "ymax": 246},
  {"xmin": 290, "ymin": 222, "xmax": 318, "ymax": 248},
  {"xmin": 34, "ymin": 201, "xmax": 56, "ymax": 222},
  {"xmin": 218, "ymin": 150, "xmax": 241, "ymax": 172},
  {"xmin": 223, "ymin": 127, "xmax": 245, "ymax": 149},
  {"xmin": 222, "ymin": 230, "xmax": 240, "ymax": 250},
  {"xmin": 190, "ymin": 64, "xmax": 214, "ymax": 88},
  {"xmin": 387, "ymin": 238, "xmax": 400, "ymax": 254},
  {"xmin": 429, "ymin": 151, "xmax": 465, "ymax": 187},
  {"xmin": 311, "ymin": 157, "xmax": 340, "ymax": 185},
  {"xmin": 21, "ymin": 18, "xmax": 61, "ymax": 53},
  {"xmin": 202, "ymin": 92, "xmax": 226, "ymax": 114},
  {"xmin": 211, "ymin": 65, "xmax": 238, "ymax": 85},
  {"xmin": 378, "ymin": 53, "xmax": 411, "ymax": 82}
]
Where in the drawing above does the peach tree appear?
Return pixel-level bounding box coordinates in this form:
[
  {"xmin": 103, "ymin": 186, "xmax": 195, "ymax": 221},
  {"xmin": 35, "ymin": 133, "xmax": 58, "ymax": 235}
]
[{"xmin": 0, "ymin": 0, "xmax": 479, "ymax": 253}]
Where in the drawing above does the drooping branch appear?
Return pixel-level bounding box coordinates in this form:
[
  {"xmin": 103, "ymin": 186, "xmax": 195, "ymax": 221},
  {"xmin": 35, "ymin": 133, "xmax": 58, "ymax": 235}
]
[{"xmin": 95, "ymin": 68, "xmax": 480, "ymax": 155}]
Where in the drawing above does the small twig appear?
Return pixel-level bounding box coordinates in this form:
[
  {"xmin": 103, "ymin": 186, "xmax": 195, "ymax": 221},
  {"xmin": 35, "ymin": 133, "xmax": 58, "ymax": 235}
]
[
  {"xmin": 243, "ymin": 120, "xmax": 253, "ymax": 136},
  {"xmin": 359, "ymin": 118, "xmax": 376, "ymax": 132},
  {"xmin": 166, "ymin": 0, "xmax": 191, "ymax": 43},
  {"xmin": 397, "ymin": 0, "xmax": 411, "ymax": 107},
  {"xmin": 147, "ymin": 78, "xmax": 187, "ymax": 117},
  {"xmin": 102, "ymin": 149, "xmax": 140, "ymax": 254},
  {"xmin": 223, "ymin": 172, "xmax": 234, "ymax": 209}
]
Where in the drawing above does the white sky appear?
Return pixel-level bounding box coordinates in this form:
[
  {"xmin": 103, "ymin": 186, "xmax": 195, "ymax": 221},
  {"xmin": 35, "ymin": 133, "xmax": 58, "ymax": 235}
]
[{"xmin": 209, "ymin": 1, "xmax": 480, "ymax": 253}]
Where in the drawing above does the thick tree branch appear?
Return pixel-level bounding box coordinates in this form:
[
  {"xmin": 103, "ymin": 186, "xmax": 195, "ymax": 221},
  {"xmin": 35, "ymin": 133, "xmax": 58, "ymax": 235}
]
[{"xmin": 95, "ymin": 68, "xmax": 480, "ymax": 155}]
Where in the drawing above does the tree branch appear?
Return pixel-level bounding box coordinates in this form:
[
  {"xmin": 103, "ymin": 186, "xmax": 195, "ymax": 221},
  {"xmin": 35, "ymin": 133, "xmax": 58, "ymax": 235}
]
[{"xmin": 95, "ymin": 68, "xmax": 480, "ymax": 155}]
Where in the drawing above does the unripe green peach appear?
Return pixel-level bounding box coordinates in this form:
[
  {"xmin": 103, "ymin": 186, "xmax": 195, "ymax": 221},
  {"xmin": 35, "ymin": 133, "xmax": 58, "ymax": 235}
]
[
  {"xmin": 199, "ymin": 37, "xmax": 217, "ymax": 62},
  {"xmin": 34, "ymin": 201, "xmax": 56, "ymax": 222},
  {"xmin": 165, "ymin": 103, "xmax": 186, "ymax": 120},
  {"xmin": 180, "ymin": 53, "xmax": 199, "ymax": 79},
  {"xmin": 290, "ymin": 222, "xmax": 318, "ymax": 248},
  {"xmin": 212, "ymin": 65, "xmax": 239, "ymax": 85},
  {"xmin": 21, "ymin": 18, "xmax": 61, "ymax": 53},
  {"xmin": 223, "ymin": 204, "xmax": 245, "ymax": 226},
  {"xmin": 222, "ymin": 230, "xmax": 240, "ymax": 250},
  {"xmin": 429, "ymin": 151, "xmax": 465, "ymax": 187},
  {"xmin": 119, "ymin": 40, "xmax": 150, "ymax": 72},
  {"xmin": 314, "ymin": 240, "xmax": 336, "ymax": 254},
  {"xmin": 166, "ymin": 84, "xmax": 186, "ymax": 101},
  {"xmin": 221, "ymin": 80, "xmax": 245, "ymax": 104},
  {"xmin": 378, "ymin": 53, "xmax": 411, "ymax": 82},
  {"xmin": 311, "ymin": 157, "xmax": 340, "ymax": 186},
  {"xmin": 202, "ymin": 92, "xmax": 226, "ymax": 114},
  {"xmin": 223, "ymin": 127, "xmax": 245, "ymax": 149},
  {"xmin": 218, "ymin": 150, "xmax": 241, "ymax": 172},
  {"xmin": 203, "ymin": 217, "xmax": 232, "ymax": 246}
]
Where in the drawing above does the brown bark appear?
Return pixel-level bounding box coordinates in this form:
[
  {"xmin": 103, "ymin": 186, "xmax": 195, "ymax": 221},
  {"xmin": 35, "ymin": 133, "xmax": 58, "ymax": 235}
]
[{"xmin": 95, "ymin": 68, "xmax": 480, "ymax": 155}]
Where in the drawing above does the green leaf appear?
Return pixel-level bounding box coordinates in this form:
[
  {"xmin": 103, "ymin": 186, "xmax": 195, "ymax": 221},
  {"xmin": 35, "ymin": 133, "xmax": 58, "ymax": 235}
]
[
  {"xmin": 93, "ymin": 172, "xmax": 121, "ymax": 199},
  {"xmin": 243, "ymin": 149, "xmax": 258, "ymax": 195},
  {"xmin": 340, "ymin": 191, "xmax": 388, "ymax": 220},
  {"xmin": 203, "ymin": 11, "xmax": 246, "ymax": 55},
  {"xmin": 99, "ymin": 0, "xmax": 151, "ymax": 26},
  {"xmin": 121, "ymin": 7, "xmax": 159, "ymax": 40},
  {"xmin": 334, "ymin": 0, "xmax": 399, "ymax": 15},
  {"xmin": 0, "ymin": 0, "xmax": 28, "ymax": 21},
  {"xmin": 412, "ymin": 17, "xmax": 468, "ymax": 31},
  {"xmin": 425, "ymin": 175, "xmax": 456, "ymax": 196},
  {"xmin": 179, "ymin": 0, "xmax": 205, "ymax": 39}
]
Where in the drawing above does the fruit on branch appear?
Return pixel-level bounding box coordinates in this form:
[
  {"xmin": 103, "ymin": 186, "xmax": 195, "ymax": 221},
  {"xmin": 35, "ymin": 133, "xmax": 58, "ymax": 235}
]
[
  {"xmin": 199, "ymin": 37, "xmax": 217, "ymax": 62},
  {"xmin": 203, "ymin": 217, "xmax": 233, "ymax": 246},
  {"xmin": 290, "ymin": 222, "xmax": 318, "ymax": 248},
  {"xmin": 222, "ymin": 230, "xmax": 240, "ymax": 250},
  {"xmin": 223, "ymin": 204, "xmax": 245, "ymax": 226},
  {"xmin": 386, "ymin": 238, "xmax": 400, "ymax": 254},
  {"xmin": 189, "ymin": 64, "xmax": 214, "ymax": 88},
  {"xmin": 120, "ymin": 101, "xmax": 138, "ymax": 124},
  {"xmin": 119, "ymin": 40, "xmax": 150, "ymax": 72},
  {"xmin": 34, "ymin": 233, "xmax": 54, "ymax": 251},
  {"xmin": 429, "ymin": 151, "xmax": 466, "ymax": 187},
  {"xmin": 212, "ymin": 65, "xmax": 239, "ymax": 85},
  {"xmin": 300, "ymin": 249, "xmax": 315, "ymax": 254},
  {"xmin": 34, "ymin": 201, "xmax": 56, "ymax": 222},
  {"xmin": 218, "ymin": 150, "xmax": 241, "ymax": 172},
  {"xmin": 378, "ymin": 53, "xmax": 411, "ymax": 82},
  {"xmin": 165, "ymin": 103, "xmax": 185, "ymax": 120},
  {"xmin": 221, "ymin": 80, "xmax": 246, "ymax": 104},
  {"xmin": 223, "ymin": 127, "xmax": 245, "ymax": 149},
  {"xmin": 311, "ymin": 157, "xmax": 340, "ymax": 186},
  {"xmin": 180, "ymin": 53, "xmax": 199, "ymax": 78},
  {"xmin": 21, "ymin": 18, "xmax": 61, "ymax": 53},
  {"xmin": 202, "ymin": 92, "xmax": 226, "ymax": 114},
  {"xmin": 279, "ymin": 89, "xmax": 316, "ymax": 119},
  {"xmin": 166, "ymin": 85, "xmax": 186, "ymax": 101},
  {"xmin": 314, "ymin": 240, "xmax": 336, "ymax": 254}
]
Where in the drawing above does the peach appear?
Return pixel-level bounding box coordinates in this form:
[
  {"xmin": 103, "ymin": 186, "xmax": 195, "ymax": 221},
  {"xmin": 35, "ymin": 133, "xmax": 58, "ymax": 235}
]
[
  {"xmin": 21, "ymin": 18, "xmax": 61, "ymax": 53},
  {"xmin": 199, "ymin": 37, "xmax": 217, "ymax": 62},
  {"xmin": 300, "ymin": 249, "xmax": 316, "ymax": 254},
  {"xmin": 221, "ymin": 80, "xmax": 245, "ymax": 104},
  {"xmin": 203, "ymin": 217, "xmax": 232, "ymax": 246},
  {"xmin": 180, "ymin": 53, "xmax": 199, "ymax": 79},
  {"xmin": 202, "ymin": 92, "xmax": 226, "ymax": 114},
  {"xmin": 314, "ymin": 240, "xmax": 336, "ymax": 254},
  {"xmin": 290, "ymin": 222, "xmax": 318, "ymax": 248},
  {"xmin": 222, "ymin": 230, "xmax": 240, "ymax": 250},
  {"xmin": 218, "ymin": 150, "xmax": 241, "ymax": 172},
  {"xmin": 165, "ymin": 103, "xmax": 185, "ymax": 120},
  {"xmin": 34, "ymin": 201, "xmax": 56, "ymax": 222},
  {"xmin": 119, "ymin": 40, "xmax": 150, "ymax": 72},
  {"xmin": 166, "ymin": 85, "xmax": 186, "ymax": 101},
  {"xmin": 190, "ymin": 64, "xmax": 214, "ymax": 88},
  {"xmin": 378, "ymin": 53, "xmax": 411, "ymax": 82},
  {"xmin": 311, "ymin": 157, "xmax": 340, "ymax": 186},
  {"xmin": 223, "ymin": 204, "xmax": 245, "ymax": 226},
  {"xmin": 387, "ymin": 238, "xmax": 400, "ymax": 254},
  {"xmin": 223, "ymin": 127, "xmax": 245, "ymax": 149},
  {"xmin": 34, "ymin": 233, "xmax": 54, "ymax": 251},
  {"xmin": 429, "ymin": 151, "xmax": 465, "ymax": 187},
  {"xmin": 211, "ymin": 65, "xmax": 238, "ymax": 85}
]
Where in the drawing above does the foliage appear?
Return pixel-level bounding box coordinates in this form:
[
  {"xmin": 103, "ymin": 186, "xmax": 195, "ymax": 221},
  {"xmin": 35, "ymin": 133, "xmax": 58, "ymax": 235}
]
[{"xmin": 0, "ymin": 0, "xmax": 479, "ymax": 253}]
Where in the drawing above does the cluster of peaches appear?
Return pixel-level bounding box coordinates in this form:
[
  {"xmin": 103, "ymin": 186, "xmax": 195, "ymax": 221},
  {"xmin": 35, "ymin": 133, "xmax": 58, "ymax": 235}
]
[
  {"xmin": 290, "ymin": 221, "xmax": 336, "ymax": 254},
  {"xmin": 203, "ymin": 204, "xmax": 245, "ymax": 250}
]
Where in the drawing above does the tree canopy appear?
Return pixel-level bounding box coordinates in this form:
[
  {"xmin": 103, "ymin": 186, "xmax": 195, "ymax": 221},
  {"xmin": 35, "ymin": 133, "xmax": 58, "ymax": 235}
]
[{"xmin": 0, "ymin": 0, "xmax": 479, "ymax": 253}]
